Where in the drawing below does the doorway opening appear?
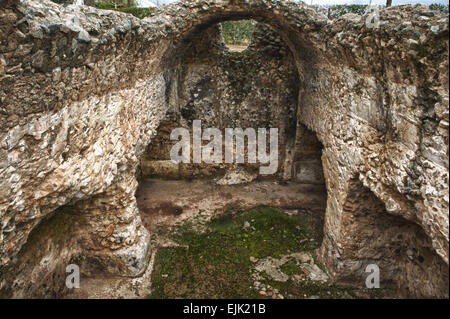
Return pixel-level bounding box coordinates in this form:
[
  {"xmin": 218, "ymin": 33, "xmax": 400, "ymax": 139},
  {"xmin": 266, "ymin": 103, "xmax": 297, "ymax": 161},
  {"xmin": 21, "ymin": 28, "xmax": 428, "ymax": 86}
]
[{"xmin": 221, "ymin": 20, "xmax": 257, "ymax": 52}]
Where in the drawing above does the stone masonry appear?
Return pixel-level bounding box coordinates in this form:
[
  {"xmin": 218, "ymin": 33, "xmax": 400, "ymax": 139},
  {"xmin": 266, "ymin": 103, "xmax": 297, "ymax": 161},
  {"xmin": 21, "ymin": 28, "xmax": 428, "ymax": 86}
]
[{"xmin": 0, "ymin": 0, "xmax": 448, "ymax": 297}]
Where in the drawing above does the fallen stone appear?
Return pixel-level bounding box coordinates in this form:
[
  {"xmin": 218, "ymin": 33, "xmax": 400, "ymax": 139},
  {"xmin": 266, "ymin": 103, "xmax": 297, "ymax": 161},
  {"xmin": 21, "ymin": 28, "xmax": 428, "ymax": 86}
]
[
  {"xmin": 300, "ymin": 264, "xmax": 329, "ymax": 283},
  {"xmin": 250, "ymin": 256, "xmax": 259, "ymax": 263},
  {"xmin": 216, "ymin": 168, "xmax": 257, "ymax": 185}
]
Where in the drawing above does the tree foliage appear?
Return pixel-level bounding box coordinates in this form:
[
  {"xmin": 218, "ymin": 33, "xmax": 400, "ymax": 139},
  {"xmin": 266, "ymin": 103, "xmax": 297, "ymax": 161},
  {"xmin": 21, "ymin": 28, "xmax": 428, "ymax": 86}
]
[
  {"xmin": 95, "ymin": 1, "xmax": 154, "ymax": 18},
  {"xmin": 429, "ymin": 3, "xmax": 449, "ymax": 14},
  {"xmin": 95, "ymin": 0, "xmax": 133, "ymax": 8},
  {"xmin": 221, "ymin": 20, "xmax": 257, "ymax": 45},
  {"xmin": 326, "ymin": 4, "xmax": 369, "ymax": 18}
]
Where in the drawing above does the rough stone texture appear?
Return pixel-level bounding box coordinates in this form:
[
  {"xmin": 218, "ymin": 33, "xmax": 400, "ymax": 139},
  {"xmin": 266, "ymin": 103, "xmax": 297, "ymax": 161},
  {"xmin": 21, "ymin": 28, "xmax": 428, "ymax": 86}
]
[
  {"xmin": 143, "ymin": 22, "xmax": 302, "ymax": 180},
  {"xmin": 318, "ymin": 178, "xmax": 448, "ymax": 298},
  {"xmin": 216, "ymin": 167, "xmax": 257, "ymax": 185},
  {"xmin": 0, "ymin": 0, "xmax": 448, "ymax": 298},
  {"xmin": 291, "ymin": 123, "xmax": 325, "ymax": 184},
  {"xmin": 253, "ymin": 252, "xmax": 329, "ymax": 284}
]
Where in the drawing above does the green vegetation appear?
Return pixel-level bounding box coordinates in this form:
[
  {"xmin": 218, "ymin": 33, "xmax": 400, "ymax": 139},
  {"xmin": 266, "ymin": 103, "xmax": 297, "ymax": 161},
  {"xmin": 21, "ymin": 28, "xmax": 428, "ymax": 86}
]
[
  {"xmin": 148, "ymin": 205, "xmax": 359, "ymax": 299},
  {"xmin": 95, "ymin": 0, "xmax": 134, "ymax": 8},
  {"xmin": 95, "ymin": 1, "xmax": 155, "ymax": 18},
  {"xmin": 429, "ymin": 3, "xmax": 449, "ymax": 14},
  {"xmin": 221, "ymin": 20, "xmax": 257, "ymax": 45},
  {"xmin": 50, "ymin": 1, "xmax": 154, "ymax": 19},
  {"xmin": 327, "ymin": 4, "xmax": 369, "ymax": 18},
  {"xmin": 279, "ymin": 257, "xmax": 301, "ymax": 276},
  {"xmin": 115, "ymin": 6, "xmax": 154, "ymax": 19}
]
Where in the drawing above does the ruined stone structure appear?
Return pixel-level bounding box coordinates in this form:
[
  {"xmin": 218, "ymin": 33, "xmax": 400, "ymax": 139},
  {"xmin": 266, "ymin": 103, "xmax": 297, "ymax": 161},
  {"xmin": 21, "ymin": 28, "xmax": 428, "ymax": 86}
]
[
  {"xmin": 142, "ymin": 22, "xmax": 324, "ymax": 182},
  {"xmin": 0, "ymin": 0, "xmax": 448, "ymax": 298}
]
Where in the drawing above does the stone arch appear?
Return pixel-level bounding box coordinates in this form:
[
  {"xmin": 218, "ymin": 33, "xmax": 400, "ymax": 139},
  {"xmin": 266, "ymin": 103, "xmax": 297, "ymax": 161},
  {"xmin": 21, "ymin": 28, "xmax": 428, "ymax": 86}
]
[
  {"xmin": 144, "ymin": 16, "xmax": 320, "ymax": 180},
  {"xmin": 157, "ymin": 1, "xmax": 325, "ymax": 73},
  {"xmin": 0, "ymin": 0, "xmax": 329, "ymax": 297},
  {"xmin": 0, "ymin": 0, "xmax": 448, "ymax": 298}
]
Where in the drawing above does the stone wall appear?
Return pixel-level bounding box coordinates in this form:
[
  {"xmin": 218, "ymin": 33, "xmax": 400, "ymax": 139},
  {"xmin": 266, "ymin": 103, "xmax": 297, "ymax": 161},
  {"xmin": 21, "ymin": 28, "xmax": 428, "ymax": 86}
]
[
  {"xmin": 0, "ymin": 0, "xmax": 448, "ymax": 297},
  {"xmin": 318, "ymin": 177, "xmax": 448, "ymax": 298},
  {"xmin": 296, "ymin": 9, "xmax": 449, "ymax": 297},
  {"xmin": 142, "ymin": 23, "xmax": 319, "ymax": 182}
]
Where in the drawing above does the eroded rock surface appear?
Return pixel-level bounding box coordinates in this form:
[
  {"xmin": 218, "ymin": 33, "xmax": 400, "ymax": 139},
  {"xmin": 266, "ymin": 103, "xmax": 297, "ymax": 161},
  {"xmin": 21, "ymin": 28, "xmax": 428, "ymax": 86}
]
[{"xmin": 0, "ymin": 0, "xmax": 448, "ymax": 298}]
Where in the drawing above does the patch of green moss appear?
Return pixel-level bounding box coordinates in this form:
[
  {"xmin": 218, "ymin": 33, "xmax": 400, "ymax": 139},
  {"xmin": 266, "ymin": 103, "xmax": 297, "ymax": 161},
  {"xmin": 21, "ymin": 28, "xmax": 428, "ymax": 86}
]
[
  {"xmin": 148, "ymin": 206, "xmax": 330, "ymax": 299},
  {"xmin": 279, "ymin": 258, "xmax": 302, "ymax": 276}
]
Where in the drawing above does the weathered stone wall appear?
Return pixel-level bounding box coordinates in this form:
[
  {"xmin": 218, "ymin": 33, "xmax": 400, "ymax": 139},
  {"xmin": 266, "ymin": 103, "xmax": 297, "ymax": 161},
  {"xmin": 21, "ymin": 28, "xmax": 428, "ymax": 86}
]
[
  {"xmin": 318, "ymin": 177, "xmax": 448, "ymax": 298},
  {"xmin": 297, "ymin": 9, "xmax": 449, "ymax": 297},
  {"xmin": 0, "ymin": 0, "xmax": 448, "ymax": 297},
  {"xmin": 142, "ymin": 22, "xmax": 311, "ymax": 181},
  {"xmin": 0, "ymin": 0, "xmax": 171, "ymax": 296}
]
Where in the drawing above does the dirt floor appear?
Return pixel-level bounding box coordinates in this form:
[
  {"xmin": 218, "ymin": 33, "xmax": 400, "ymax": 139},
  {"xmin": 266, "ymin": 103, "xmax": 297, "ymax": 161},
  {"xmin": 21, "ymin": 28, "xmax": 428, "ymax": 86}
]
[
  {"xmin": 65, "ymin": 178, "xmax": 388, "ymax": 299},
  {"xmin": 136, "ymin": 178, "xmax": 327, "ymax": 235}
]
